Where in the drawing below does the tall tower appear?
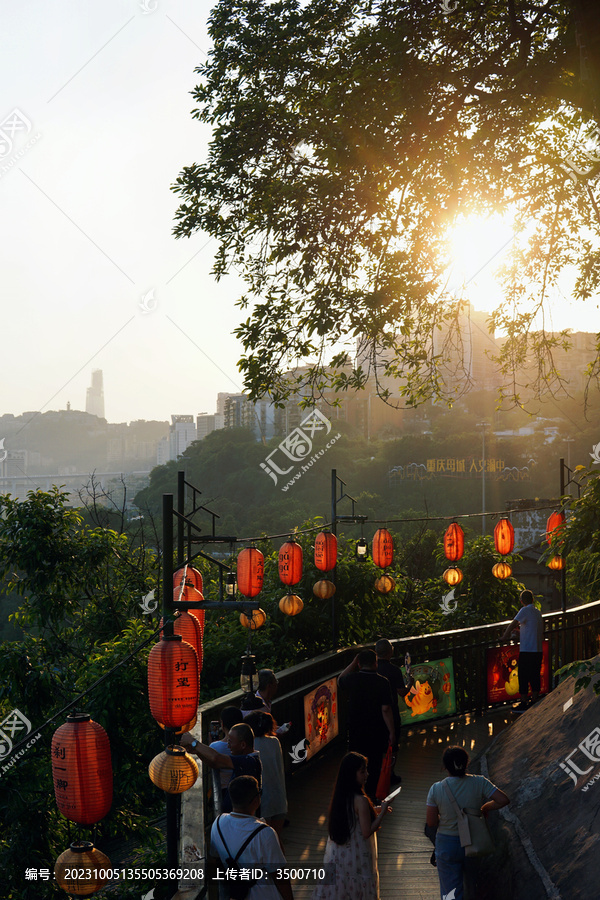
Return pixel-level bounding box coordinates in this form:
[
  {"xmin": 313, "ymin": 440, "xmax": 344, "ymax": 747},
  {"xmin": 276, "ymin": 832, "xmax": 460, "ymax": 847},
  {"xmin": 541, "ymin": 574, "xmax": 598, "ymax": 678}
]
[{"xmin": 86, "ymin": 369, "xmax": 105, "ymax": 419}]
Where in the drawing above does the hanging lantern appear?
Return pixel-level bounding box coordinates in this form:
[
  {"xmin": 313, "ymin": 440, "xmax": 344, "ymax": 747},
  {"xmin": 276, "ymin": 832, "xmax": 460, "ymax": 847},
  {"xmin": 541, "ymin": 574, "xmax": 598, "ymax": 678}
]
[
  {"xmin": 51, "ymin": 714, "xmax": 112, "ymax": 825},
  {"xmin": 548, "ymin": 555, "xmax": 566, "ymax": 570},
  {"xmin": 546, "ymin": 511, "xmax": 566, "ymax": 545},
  {"xmin": 55, "ymin": 842, "xmax": 111, "ymax": 896},
  {"xmin": 372, "ymin": 528, "xmax": 394, "ymax": 568},
  {"xmin": 160, "ymin": 611, "xmax": 203, "ymax": 674},
  {"xmin": 313, "ymin": 579, "xmax": 336, "ymax": 599},
  {"xmin": 174, "ymin": 565, "xmax": 203, "ymax": 594},
  {"xmin": 443, "ymin": 567, "xmax": 463, "ymax": 586},
  {"xmin": 314, "ymin": 532, "xmax": 337, "ymax": 572},
  {"xmin": 278, "ymin": 540, "xmax": 303, "ymax": 586},
  {"xmin": 444, "ymin": 523, "xmax": 464, "ymax": 562},
  {"xmin": 492, "ymin": 561, "xmax": 512, "ymax": 580},
  {"xmin": 240, "ymin": 654, "xmax": 259, "ymax": 693},
  {"xmin": 226, "ymin": 571, "xmax": 237, "ymax": 597},
  {"xmin": 375, "ymin": 574, "xmax": 396, "ymax": 594},
  {"xmin": 239, "ymin": 608, "xmax": 267, "ymax": 630},
  {"xmin": 158, "ymin": 714, "xmax": 197, "ymax": 735},
  {"xmin": 494, "ymin": 519, "xmax": 515, "ymax": 556},
  {"xmin": 148, "ymin": 635, "xmax": 199, "ymax": 728},
  {"xmin": 356, "ymin": 538, "xmax": 369, "ymax": 560},
  {"xmin": 237, "ymin": 548, "xmax": 264, "ymax": 597},
  {"xmin": 148, "ymin": 744, "xmax": 199, "ymax": 794},
  {"xmin": 279, "ymin": 593, "xmax": 304, "ymax": 616}
]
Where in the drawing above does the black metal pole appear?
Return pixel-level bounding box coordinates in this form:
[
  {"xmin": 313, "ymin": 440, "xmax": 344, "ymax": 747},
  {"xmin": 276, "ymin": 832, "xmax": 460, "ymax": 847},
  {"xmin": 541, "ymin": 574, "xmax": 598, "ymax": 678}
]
[
  {"xmin": 560, "ymin": 458, "xmax": 567, "ymax": 614},
  {"xmin": 177, "ymin": 471, "xmax": 185, "ymax": 566},
  {"xmin": 331, "ymin": 469, "xmax": 337, "ymax": 648},
  {"xmin": 162, "ymin": 494, "xmax": 179, "ymax": 892}
]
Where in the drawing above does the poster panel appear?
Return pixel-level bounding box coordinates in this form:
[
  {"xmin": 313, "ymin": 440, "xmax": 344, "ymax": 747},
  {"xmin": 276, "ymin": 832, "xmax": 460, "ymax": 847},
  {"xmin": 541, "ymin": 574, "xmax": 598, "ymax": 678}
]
[
  {"xmin": 398, "ymin": 657, "xmax": 456, "ymax": 726},
  {"xmin": 486, "ymin": 640, "xmax": 550, "ymax": 704},
  {"xmin": 303, "ymin": 678, "xmax": 339, "ymax": 761}
]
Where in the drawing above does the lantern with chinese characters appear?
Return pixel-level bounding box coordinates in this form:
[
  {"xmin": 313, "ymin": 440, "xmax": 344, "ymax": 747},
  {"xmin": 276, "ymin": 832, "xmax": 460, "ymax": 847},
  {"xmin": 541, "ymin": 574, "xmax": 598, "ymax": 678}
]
[
  {"xmin": 443, "ymin": 567, "xmax": 463, "ymax": 586},
  {"xmin": 173, "ymin": 566, "xmax": 205, "ymax": 633},
  {"xmin": 240, "ymin": 608, "xmax": 267, "ymax": 630},
  {"xmin": 51, "ymin": 714, "xmax": 113, "ymax": 826},
  {"xmin": 279, "ymin": 593, "xmax": 304, "ymax": 616},
  {"xmin": 160, "ymin": 611, "xmax": 203, "ymax": 674},
  {"xmin": 314, "ymin": 532, "xmax": 337, "ymax": 572},
  {"xmin": 372, "ymin": 528, "xmax": 394, "ymax": 568},
  {"xmin": 148, "ymin": 635, "xmax": 199, "ymax": 728},
  {"xmin": 313, "ymin": 579, "xmax": 336, "ymax": 600},
  {"xmin": 375, "ymin": 574, "xmax": 396, "ymax": 594},
  {"xmin": 237, "ymin": 548, "xmax": 264, "ymax": 597},
  {"xmin": 55, "ymin": 842, "xmax": 111, "ymax": 896},
  {"xmin": 492, "ymin": 561, "xmax": 512, "ymax": 580},
  {"xmin": 278, "ymin": 540, "xmax": 303, "ymax": 586},
  {"xmin": 444, "ymin": 523, "xmax": 464, "ymax": 562},
  {"xmin": 494, "ymin": 519, "xmax": 515, "ymax": 556},
  {"xmin": 148, "ymin": 744, "xmax": 198, "ymax": 794}
]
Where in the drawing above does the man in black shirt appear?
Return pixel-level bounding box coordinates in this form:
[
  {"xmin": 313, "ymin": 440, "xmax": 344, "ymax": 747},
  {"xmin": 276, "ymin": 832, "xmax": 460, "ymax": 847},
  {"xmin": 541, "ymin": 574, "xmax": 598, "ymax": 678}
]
[
  {"xmin": 338, "ymin": 649, "xmax": 395, "ymax": 800},
  {"xmin": 376, "ymin": 639, "xmax": 410, "ymax": 785}
]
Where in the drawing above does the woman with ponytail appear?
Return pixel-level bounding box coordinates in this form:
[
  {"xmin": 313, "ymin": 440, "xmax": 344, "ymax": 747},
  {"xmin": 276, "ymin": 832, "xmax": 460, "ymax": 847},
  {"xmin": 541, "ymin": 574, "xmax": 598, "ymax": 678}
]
[
  {"xmin": 425, "ymin": 746, "xmax": 509, "ymax": 900},
  {"xmin": 313, "ymin": 752, "xmax": 392, "ymax": 899}
]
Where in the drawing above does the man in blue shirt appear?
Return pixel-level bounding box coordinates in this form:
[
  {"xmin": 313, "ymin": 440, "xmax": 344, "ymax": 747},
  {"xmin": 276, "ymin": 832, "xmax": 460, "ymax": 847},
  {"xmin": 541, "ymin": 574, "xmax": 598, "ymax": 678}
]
[
  {"xmin": 501, "ymin": 589, "xmax": 543, "ymax": 711},
  {"xmin": 182, "ymin": 722, "xmax": 262, "ymax": 811}
]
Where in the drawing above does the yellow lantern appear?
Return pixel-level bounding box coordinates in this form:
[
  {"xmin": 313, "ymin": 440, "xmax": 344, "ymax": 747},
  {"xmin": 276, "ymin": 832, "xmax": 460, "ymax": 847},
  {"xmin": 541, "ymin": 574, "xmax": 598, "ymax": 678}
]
[
  {"xmin": 55, "ymin": 842, "xmax": 111, "ymax": 896},
  {"xmin": 548, "ymin": 555, "xmax": 565, "ymax": 570},
  {"xmin": 148, "ymin": 744, "xmax": 199, "ymax": 794},
  {"xmin": 492, "ymin": 562, "xmax": 512, "ymax": 580},
  {"xmin": 278, "ymin": 593, "xmax": 304, "ymax": 616},
  {"xmin": 239, "ymin": 608, "xmax": 267, "ymax": 629},
  {"xmin": 443, "ymin": 567, "xmax": 463, "ymax": 586},
  {"xmin": 313, "ymin": 579, "xmax": 336, "ymax": 599},
  {"xmin": 375, "ymin": 574, "xmax": 396, "ymax": 594}
]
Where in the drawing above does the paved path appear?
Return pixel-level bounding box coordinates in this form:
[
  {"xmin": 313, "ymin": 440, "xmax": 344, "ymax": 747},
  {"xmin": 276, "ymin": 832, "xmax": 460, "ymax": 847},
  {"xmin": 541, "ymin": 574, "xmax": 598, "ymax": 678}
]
[{"xmin": 284, "ymin": 707, "xmax": 518, "ymax": 899}]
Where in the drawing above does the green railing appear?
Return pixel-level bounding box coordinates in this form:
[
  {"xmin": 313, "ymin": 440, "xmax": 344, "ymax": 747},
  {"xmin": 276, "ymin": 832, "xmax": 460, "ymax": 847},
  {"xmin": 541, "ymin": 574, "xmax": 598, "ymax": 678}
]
[{"xmin": 178, "ymin": 600, "xmax": 600, "ymax": 896}]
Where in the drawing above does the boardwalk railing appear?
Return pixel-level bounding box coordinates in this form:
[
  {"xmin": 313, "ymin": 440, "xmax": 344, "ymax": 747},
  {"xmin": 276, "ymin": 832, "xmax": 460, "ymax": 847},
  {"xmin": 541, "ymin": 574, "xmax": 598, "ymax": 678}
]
[{"xmin": 179, "ymin": 601, "xmax": 600, "ymax": 893}]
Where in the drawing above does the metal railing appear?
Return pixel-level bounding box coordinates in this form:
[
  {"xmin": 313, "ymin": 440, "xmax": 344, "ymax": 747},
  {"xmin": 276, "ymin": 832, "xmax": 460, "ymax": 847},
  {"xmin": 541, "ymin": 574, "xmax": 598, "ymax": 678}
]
[{"xmin": 180, "ymin": 600, "xmax": 600, "ymax": 896}]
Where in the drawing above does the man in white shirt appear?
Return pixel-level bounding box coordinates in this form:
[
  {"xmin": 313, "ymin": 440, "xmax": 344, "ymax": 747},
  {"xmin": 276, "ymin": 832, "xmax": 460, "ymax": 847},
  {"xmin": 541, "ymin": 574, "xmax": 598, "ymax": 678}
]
[
  {"xmin": 501, "ymin": 589, "xmax": 544, "ymax": 711},
  {"xmin": 210, "ymin": 775, "xmax": 293, "ymax": 900}
]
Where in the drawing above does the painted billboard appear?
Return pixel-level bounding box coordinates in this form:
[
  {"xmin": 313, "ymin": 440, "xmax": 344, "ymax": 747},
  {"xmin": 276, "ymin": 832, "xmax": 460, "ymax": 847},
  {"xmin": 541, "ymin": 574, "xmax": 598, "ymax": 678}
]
[
  {"xmin": 399, "ymin": 657, "xmax": 456, "ymax": 725},
  {"xmin": 486, "ymin": 640, "xmax": 550, "ymax": 704},
  {"xmin": 303, "ymin": 678, "xmax": 339, "ymax": 761}
]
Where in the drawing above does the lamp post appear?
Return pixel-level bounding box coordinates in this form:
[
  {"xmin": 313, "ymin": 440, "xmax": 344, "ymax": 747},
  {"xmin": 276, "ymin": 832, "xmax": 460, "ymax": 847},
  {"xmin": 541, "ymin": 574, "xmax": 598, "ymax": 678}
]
[
  {"xmin": 476, "ymin": 423, "xmax": 490, "ymax": 535},
  {"xmin": 330, "ymin": 469, "xmax": 367, "ymax": 647}
]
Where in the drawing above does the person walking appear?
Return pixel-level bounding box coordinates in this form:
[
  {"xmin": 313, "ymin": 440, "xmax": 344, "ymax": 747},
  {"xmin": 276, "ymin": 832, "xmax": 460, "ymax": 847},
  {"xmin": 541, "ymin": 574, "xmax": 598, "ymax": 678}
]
[
  {"xmin": 245, "ymin": 711, "xmax": 288, "ymax": 839},
  {"xmin": 312, "ymin": 752, "xmax": 393, "ymax": 900},
  {"xmin": 425, "ymin": 746, "xmax": 510, "ymax": 900},
  {"xmin": 375, "ymin": 639, "xmax": 410, "ymax": 785},
  {"xmin": 211, "ymin": 775, "xmax": 293, "ymax": 900},
  {"xmin": 501, "ymin": 589, "xmax": 544, "ymax": 711},
  {"xmin": 338, "ymin": 650, "xmax": 395, "ymax": 800}
]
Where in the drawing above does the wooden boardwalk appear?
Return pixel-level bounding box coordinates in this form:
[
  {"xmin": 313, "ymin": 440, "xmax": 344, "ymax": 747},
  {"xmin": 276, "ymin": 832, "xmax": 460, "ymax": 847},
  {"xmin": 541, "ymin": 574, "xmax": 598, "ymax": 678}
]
[{"xmin": 283, "ymin": 707, "xmax": 518, "ymax": 899}]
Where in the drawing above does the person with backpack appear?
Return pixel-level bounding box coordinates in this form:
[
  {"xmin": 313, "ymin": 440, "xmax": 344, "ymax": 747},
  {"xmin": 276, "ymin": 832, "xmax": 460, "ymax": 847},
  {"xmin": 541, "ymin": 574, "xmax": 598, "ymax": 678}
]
[{"xmin": 210, "ymin": 775, "xmax": 293, "ymax": 899}]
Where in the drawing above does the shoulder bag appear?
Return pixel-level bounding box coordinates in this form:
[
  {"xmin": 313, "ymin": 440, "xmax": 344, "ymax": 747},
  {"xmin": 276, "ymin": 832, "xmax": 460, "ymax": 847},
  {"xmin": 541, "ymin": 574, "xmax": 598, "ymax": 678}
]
[{"xmin": 442, "ymin": 780, "xmax": 495, "ymax": 858}]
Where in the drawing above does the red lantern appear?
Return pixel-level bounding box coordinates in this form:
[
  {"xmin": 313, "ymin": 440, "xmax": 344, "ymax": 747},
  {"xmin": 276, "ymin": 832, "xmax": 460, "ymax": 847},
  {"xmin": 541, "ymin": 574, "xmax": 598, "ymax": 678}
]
[
  {"xmin": 546, "ymin": 511, "xmax": 566, "ymax": 546},
  {"xmin": 494, "ymin": 519, "xmax": 515, "ymax": 556},
  {"xmin": 278, "ymin": 541, "xmax": 303, "ymax": 586},
  {"xmin": 148, "ymin": 635, "xmax": 199, "ymax": 728},
  {"xmin": 237, "ymin": 548, "xmax": 264, "ymax": 597},
  {"xmin": 444, "ymin": 523, "xmax": 464, "ymax": 562},
  {"xmin": 160, "ymin": 611, "xmax": 203, "ymax": 674},
  {"xmin": 51, "ymin": 714, "xmax": 113, "ymax": 825},
  {"xmin": 314, "ymin": 532, "xmax": 337, "ymax": 572},
  {"xmin": 372, "ymin": 528, "xmax": 394, "ymax": 568},
  {"xmin": 174, "ymin": 565, "xmax": 203, "ymax": 595}
]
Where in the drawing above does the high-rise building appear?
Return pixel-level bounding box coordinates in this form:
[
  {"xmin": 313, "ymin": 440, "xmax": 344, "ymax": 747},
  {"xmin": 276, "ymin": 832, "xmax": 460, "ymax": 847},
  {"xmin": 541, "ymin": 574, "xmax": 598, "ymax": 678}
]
[
  {"xmin": 196, "ymin": 412, "xmax": 225, "ymax": 440},
  {"xmin": 86, "ymin": 369, "xmax": 105, "ymax": 419}
]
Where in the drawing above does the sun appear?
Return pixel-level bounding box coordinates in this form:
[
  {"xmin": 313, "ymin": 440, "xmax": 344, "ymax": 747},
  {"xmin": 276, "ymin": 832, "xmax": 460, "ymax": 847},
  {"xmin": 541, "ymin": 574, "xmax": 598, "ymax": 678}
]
[{"xmin": 446, "ymin": 213, "xmax": 517, "ymax": 315}]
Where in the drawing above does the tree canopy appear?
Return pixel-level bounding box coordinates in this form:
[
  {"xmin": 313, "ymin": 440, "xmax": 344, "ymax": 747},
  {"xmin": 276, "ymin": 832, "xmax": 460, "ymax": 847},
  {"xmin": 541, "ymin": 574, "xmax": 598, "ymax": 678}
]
[{"xmin": 173, "ymin": 0, "xmax": 600, "ymax": 408}]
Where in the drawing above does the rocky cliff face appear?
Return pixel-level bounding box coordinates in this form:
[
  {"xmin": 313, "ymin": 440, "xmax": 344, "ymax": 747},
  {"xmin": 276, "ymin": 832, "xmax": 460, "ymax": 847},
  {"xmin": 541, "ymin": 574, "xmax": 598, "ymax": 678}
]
[{"xmin": 476, "ymin": 672, "xmax": 600, "ymax": 900}]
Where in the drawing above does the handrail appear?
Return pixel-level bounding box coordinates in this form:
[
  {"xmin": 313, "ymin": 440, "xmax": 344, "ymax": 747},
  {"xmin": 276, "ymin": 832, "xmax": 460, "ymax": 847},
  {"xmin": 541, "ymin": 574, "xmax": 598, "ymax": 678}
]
[{"xmin": 178, "ymin": 600, "xmax": 600, "ymax": 891}]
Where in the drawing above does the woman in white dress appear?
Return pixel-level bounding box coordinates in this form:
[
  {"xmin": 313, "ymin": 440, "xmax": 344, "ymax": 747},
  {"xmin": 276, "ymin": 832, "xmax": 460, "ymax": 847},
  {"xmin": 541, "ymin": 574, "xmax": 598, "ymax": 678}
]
[{"xmin": 312, "ymin": 752, "xmax": 393, "ymax": 900}]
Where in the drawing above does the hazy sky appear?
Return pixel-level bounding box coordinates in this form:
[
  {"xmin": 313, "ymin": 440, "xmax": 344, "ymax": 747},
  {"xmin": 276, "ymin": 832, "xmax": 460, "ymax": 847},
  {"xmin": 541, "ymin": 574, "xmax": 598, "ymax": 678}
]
[
  {"xmin": 2, "ymin": 0, "xmax": 246, "ymax": 426},
  {"xmin": 2, "ymin": 1, "xmax": 597, "ymax": 431}
]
